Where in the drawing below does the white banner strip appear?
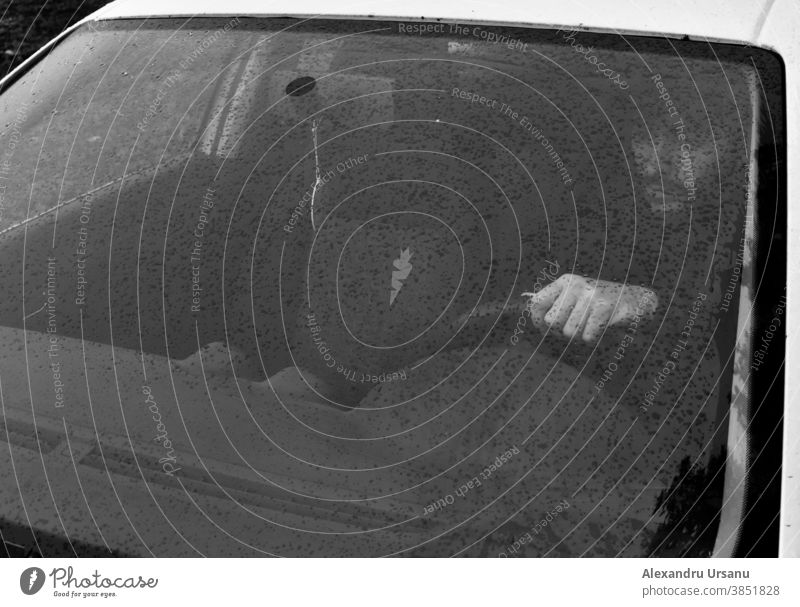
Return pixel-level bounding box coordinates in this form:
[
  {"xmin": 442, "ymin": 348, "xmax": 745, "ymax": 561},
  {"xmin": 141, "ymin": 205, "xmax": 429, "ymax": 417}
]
[{"xmin": 1, "ymin": 557, "xmax": 798, "ymax": 606}]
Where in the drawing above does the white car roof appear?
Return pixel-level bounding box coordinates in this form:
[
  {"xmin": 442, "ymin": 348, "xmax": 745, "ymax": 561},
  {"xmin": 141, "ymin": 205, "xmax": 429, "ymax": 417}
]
[{"xmin": 87, "ymin": 0, "xmax": 776, "ymax": 47}]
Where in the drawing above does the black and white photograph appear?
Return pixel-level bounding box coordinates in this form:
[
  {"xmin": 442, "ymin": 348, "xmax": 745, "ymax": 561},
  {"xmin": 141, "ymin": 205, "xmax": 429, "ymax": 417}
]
[{"xmin": 0, "ymin": 0, "xmax": 796, "ymax": 603}]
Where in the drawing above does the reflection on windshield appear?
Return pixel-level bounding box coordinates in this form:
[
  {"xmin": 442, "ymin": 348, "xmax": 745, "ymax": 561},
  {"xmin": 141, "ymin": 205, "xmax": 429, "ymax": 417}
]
[{"xmin": 0, "ymin": 17, "xmax": 783, "ymax": 557}]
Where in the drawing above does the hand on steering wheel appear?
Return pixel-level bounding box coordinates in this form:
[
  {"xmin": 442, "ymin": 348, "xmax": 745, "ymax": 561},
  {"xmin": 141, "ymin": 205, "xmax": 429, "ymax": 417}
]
[{"xmin": 523, "ymin": 274, "xmax": 658, "ymax": 343}]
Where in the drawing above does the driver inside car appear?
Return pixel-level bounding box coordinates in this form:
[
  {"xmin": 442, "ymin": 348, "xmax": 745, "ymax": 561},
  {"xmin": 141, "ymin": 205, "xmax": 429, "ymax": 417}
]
[{"xmin": 263, "ymin": 189, "xmax": 660, "ymax": 410}]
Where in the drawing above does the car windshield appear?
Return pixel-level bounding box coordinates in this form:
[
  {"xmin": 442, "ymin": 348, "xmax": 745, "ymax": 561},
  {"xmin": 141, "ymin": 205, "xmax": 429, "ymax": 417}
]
[{"xmin": 0, "ymin": 17, "xmax": 783, "ymax": 557}]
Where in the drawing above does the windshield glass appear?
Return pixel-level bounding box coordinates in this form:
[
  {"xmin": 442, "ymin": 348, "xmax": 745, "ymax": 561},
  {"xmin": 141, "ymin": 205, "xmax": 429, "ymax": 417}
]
[{"xmin": 0, "ymin": 17, "xmax": 783, "ymax": 557}]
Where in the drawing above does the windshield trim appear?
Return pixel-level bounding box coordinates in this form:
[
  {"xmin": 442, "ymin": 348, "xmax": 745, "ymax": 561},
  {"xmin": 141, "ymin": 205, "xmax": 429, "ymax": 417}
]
[{"xmin": 78, "ymin": 0, "xmax": 782, "ymax": 47}]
